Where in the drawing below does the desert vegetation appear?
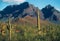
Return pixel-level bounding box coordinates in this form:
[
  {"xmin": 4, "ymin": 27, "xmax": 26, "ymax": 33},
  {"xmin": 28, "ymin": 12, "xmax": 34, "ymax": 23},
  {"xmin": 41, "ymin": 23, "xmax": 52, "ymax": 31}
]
[{"xmin": 0, "ymin": 20, "xmax": 60, "ymax": 41}]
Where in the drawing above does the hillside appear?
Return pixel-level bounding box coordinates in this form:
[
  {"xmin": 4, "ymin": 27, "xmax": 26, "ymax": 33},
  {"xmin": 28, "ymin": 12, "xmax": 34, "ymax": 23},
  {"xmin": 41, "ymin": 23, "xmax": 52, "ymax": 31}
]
[
  {"xmin": 41, "ymin": 4, "xmax": 60, "ymax": 23},
  {"xmin": 0, "ymin": 2, "xmax": 60, "ymax": 41}
]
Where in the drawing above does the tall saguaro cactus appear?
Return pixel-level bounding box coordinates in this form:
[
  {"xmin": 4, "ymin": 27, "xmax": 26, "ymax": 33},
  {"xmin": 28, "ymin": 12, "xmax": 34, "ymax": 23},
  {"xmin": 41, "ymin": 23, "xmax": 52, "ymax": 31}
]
[
  {"xmin": 8, "ymin": 17, "xmax": 12, "ymax": 41},
  {"xmin": 37, "ymin": 9, "xmax": 41, "ymax": 35},
  {"xmin": 37, "ymin": 10, "xmax": 40, "ymax": 30}
]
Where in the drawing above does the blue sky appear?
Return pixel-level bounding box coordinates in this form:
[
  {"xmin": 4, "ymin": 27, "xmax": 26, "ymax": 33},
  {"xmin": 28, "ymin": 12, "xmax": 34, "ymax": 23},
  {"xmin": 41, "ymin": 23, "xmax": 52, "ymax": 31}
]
[{"xmin": 0, "ymin": 0, "xmax": 60, "ymax": 11}]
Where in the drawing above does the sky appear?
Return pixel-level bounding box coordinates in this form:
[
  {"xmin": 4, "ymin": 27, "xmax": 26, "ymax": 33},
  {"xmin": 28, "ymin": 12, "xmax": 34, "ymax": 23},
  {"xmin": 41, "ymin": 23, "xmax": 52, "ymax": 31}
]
[{"xmin": 0, "ymin": 0, "xmax": 60, "ymax": 11}]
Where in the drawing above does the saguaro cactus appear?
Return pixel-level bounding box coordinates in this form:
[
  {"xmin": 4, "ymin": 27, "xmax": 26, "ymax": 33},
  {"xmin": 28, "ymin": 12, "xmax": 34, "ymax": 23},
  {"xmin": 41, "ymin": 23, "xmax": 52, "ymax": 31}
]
[
  {"xmin": 37, "ymin": 10, "xmax": 40, "ymax": 30},
  {"xmin": 37, "ymin": 9, "xmax": 41, "ymax": 35},
  {"xmin": 1, "ymin": 23, "xmax": 6, "ymax": 36},
  {"xmin": 8, "ymin": 17, "xmax": 12, "ymax": 41}
]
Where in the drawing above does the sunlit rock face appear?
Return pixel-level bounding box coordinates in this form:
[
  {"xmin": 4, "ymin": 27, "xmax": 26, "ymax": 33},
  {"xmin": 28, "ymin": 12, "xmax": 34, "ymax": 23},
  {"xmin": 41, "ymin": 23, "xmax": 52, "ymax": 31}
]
[
  {"xmin": 0, "ymin": 2, "xmax": 60, "ymax": 24},
  {"xmin": 41, "ymin": 4, "xmax": 60, "ymax": 22}
]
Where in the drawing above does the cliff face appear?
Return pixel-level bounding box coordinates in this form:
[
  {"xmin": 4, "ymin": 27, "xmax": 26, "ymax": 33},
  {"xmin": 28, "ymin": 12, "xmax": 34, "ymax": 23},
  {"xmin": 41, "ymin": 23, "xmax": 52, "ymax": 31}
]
[
  {"xmin": 0, "ymin": 2, "xmax": 43, "ymax": 21},
  {"xmin": 0, "ymin": 2, "xmax": 60, "ymax": 24},
  {"xmin": 0, "ymin": 2, "xmax": 29, "ymax": 18},
  {"xmin": 41, "ymin": 5, "xmax": 60, "ymax": 21}
]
